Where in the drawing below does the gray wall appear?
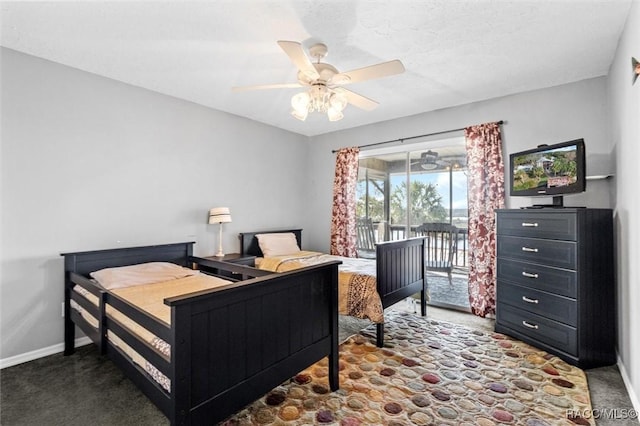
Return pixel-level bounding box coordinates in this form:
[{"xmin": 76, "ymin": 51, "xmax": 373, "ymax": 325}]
[
  {"xmin": 304, "ymin": 77, "xmax": 613, "ymax": 253},
  {"xmin": 608, "ymin": 0, "xmax": 640, "ymax": 410},
  {"xmin": 0, "ymin": 48, "xmax": 309, "ymax": 360}
]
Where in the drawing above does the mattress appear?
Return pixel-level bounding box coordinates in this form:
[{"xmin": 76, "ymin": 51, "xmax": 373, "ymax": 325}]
[{"xmin": 71, "ymin": 273, "xmax": 231, "ymax": 392}]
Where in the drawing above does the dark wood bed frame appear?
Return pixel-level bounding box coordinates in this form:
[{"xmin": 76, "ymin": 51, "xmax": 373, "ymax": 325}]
[
  {"xmin": 239, "ymin": 229, "xmax": 427, "ymax": 347},
  {"xmin": 62, "ymin": 242, "xmax": 340, "ymax": 425}
]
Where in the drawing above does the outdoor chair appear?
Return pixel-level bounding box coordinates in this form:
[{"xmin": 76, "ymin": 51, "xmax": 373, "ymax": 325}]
[
  {"xmin": 416, "ymin": 222, "xmax": 459, "ymax": 285},
  {"xmin": 355, "ymin": 218, "xmax": 377, "ymax": 259}
]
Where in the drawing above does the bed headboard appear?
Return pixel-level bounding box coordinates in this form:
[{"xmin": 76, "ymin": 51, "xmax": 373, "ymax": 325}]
[
  {"xmin": 239, "ymin": 229, "xmax": 302, "ymax": 257},
  {"xmin": 61, "ymin": 242, "xmax": 195, "ymax": 276}
]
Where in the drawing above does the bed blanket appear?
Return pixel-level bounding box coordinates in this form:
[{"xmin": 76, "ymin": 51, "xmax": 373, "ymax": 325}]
[
  {"xmin": 258, "ymin": 251, "xmax": 383, "ymax": 323},
  {"xmin": 72, "ymin": 274, "xmax": 231, "ymax": 393}
]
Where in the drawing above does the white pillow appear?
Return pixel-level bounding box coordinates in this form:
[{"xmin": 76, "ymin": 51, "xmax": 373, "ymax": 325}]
[
  {"xmin": 256, "ymin": 233, "xmax": 301, "ymax": 257},
  {"xmin": 90, "ymin": 262, "xmax": 199, "ymax": 290}
]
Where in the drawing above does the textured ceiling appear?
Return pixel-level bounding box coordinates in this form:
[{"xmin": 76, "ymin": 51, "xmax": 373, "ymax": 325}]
[{"xmin": 0, "ymin": 1, "xmax": 632, "ymax": 136}]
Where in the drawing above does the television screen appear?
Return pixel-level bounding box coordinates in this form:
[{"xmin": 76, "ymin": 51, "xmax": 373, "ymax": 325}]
[{"xmin": 510, "ymin": 139, "xmax": 586, "ymax": 201}]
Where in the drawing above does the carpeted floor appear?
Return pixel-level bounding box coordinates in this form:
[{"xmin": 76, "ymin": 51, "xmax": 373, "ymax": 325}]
[
  {"xmin": 223, "ymin": 310, "xmax": 596, "ymax": 425},
  {"xmin": 1, "ymin": 307, "xmax": 636, "ymax": 425}
]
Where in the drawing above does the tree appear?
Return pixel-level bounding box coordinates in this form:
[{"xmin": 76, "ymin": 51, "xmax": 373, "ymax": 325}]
[
  {"xmin": 390, "ymin": 181, "xmax": 447, "ymax": 224},
  {"xmin": 357, "ymin": 178, "xmax": 447, "ymax": 226},
  {"xmin": 356, "ymin": 179, "xmax": 385, "ymax": 221},
  {"xmin": 551, "ymin": 154, "xmax": 575, "ymax": 176}
]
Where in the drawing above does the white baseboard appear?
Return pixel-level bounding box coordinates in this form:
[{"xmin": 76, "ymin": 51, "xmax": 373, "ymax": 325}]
[
  {"xmin": 0, "ymin": 337, "xmax": 92, "ymax": 370},
  {"xmin": 617, "ymin": 355, "xmax": 640, "ymax": 413}
]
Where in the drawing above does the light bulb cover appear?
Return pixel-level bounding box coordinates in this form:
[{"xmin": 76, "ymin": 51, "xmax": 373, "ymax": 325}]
[
  {"xmin": 327, "ymin": 107, "xmax": 344, "ymax": 122},
  {"xmin": 420, "ymin": 162, "xmax": 438, "ymax": 170},
  {"xmin": 291, "ymin": 92, "xmax": 310, "ymax": 112},
  {"xmin": 290, "ymin": 86, "xmax": 349, "ymax": 121},
  {"xmin": 291, "ymin": 108, "xmax": 308, "ymax": 121},
  {"xmin": 330, "ymin": 92, "xmax": 348, "ymax": 111}
]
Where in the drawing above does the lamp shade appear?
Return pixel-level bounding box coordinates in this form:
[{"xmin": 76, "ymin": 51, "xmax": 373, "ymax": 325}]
[{"xmin": 209, "ymin": 207, "xmax": 232, "ymax": 224}]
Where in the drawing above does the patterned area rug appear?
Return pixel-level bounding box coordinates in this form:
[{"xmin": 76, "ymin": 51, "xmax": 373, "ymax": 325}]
[{"xmin": 222, "ymin": 311, "xmax": 594, "ymax": 425}]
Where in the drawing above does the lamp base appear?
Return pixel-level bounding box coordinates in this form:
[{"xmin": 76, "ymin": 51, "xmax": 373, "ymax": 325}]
[{"xmin": 216, "ymin": 222, "xmax": 225, "ymax": 258}]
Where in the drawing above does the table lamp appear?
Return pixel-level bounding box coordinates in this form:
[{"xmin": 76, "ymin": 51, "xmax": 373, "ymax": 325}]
[{"xmin": 209, "ymin": 207, "xmax": 232, "ymax": 257}]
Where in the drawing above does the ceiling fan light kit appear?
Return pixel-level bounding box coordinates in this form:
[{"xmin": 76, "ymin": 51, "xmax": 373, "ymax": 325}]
[
  {"xmin": 291, "ymin": 85, "xmax": 348, "ymax": 122},
  {"xmin": 233, "ymin": 40, "xmax": 405, "ymax": 122},
  {"xmin": 421, "ymin": 162, "xmax": 438, "ymax": 170}
]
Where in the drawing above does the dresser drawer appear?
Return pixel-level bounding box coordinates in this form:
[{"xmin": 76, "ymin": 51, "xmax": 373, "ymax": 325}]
[
  {"xmin": 497, "ymin": 259, "xmax": 577, "ymax": 298},
  {"xmin": 496, "ymin": 303, "xmax": 577, "ymax": 356},
  {"xmin": 496, "ymin": 211, "xmax": 576, "ymax": 240},
  {"xmin": 497, "ymin": 281, "xmax": 577, "ymax": 326},
  {"xmin": 497, "ymin": 235, "xmax": 576, "ymax": 270}
]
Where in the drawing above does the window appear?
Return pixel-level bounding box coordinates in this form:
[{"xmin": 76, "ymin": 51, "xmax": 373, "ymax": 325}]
[{"xmin": 356, "ymin": 137, "xmax": 468, "ymax": 241}]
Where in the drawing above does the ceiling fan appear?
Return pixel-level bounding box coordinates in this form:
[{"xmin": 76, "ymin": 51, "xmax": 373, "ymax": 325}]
[
  {"xmin": 413, "ymin": 151, "xmax": 441, "ymax": 170},
  {"xmin": 232, "ymin": 41, "xmax": 405, "ymax": 121},
  {"xmin": 411, "ymin": 150, "xmax": 466, "ymax": 170}
]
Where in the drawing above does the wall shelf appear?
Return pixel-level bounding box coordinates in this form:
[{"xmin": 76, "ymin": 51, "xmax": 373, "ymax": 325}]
[{"xmin": 586, "ymin": 174, "xmax": 614, "ymax": 180}]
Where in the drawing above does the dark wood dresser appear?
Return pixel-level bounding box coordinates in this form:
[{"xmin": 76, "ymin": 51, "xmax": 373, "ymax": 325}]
[{"xmin": 495, "ymin": 208, "xmax": 616, "ymax": 368}]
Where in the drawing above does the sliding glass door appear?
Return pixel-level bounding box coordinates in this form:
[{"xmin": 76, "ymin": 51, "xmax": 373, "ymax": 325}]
[{"xmin": 356, "ymin": 138, "xmax": 470, "ymax": 311}]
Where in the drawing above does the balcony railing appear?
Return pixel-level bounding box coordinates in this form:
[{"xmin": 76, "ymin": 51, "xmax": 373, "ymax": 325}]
[{"xmin": 374, "ymin": 223, "xmax": 468, "ymax": 267}]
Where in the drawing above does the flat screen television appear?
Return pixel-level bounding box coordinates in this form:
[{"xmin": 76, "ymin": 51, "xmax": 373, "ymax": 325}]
[{"xmin": 509, "ymin": 138, "xmax": 586, "ymax": 207}]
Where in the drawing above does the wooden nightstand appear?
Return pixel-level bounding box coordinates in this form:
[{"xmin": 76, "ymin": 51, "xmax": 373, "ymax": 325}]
[{"xmin": 201, "ymin": 253, "xmax": 256, "ymax": 280}]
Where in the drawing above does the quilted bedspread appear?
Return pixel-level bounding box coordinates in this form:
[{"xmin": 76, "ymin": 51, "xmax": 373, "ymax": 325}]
[{"xmin": 258, "ymin": 251, "xmax": 384, "ymax": 323}]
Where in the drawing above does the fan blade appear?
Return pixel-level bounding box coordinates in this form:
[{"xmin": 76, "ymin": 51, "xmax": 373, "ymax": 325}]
[
  {"xmin": 336, "ymin": 88, "xmax": 379, "ymax": 111},
  {"xmin": 232, "ymin": 83, "xmax": 302, "ymax": 93},
  {"xmin": 277, "ymin": 40, "xmax": 319, "ymax": 80},
  {"xmin": 331, "ymin": 60, "xmax": 405, "ymax": 85}
]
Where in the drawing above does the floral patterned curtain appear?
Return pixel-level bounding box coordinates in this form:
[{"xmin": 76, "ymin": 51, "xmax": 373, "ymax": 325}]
[
  {"xmin": 465, "ymin": 122, "xmax": 505, "ymax": 317},
  {"xmin": 330, "ymin": 147, "xmax": 360, "ymax": 257}
]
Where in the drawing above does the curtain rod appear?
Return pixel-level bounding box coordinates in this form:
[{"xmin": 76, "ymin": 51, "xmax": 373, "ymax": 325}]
[{"xmin": 331, "ymin": 120, "xmax": 504, "ymax": 153}]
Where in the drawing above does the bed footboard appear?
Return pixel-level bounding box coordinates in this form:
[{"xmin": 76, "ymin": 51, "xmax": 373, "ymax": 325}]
[
  {"xmin": 375, "ymin": 237, "xmax": 427, "ymax": 346},
  {"xmin": 167, "ymin": 261, "xmax": 340, "ymax": 425}
]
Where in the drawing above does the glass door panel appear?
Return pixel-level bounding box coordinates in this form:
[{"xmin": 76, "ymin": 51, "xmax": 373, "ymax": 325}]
[
  {"xmin": 410, "ymin": 148, "xmax": 469, "ymax": 312},
  {"xmin": 409, "ymin": 149, "xmax": 449, "ymax": 232},
  {"xmin": 357, "ymin": 153, "xmax": 408, "ymax": 243},
  {"xmin": 385, "ymin": 154, "xmax": 408, "ymax": 241},
  {"xmin": 357, "ymin": 141, "xmax": 470, "ymax": 312}
]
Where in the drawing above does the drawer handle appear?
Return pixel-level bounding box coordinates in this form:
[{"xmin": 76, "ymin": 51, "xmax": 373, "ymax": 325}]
[
  {"xmin": 521, "ymin": 222, "xmax": 539, "ymax": 227},
  {"xmin": 522, "ymin": 271, "xmax": 539, "ymax": 278},
  {"xmin": 522, "ymin": 320, "xmax": 539, "ymax": 329},
  {"xmin": 522, "ymin": 296, "xmax": 539, "ymax": 304},
  {"xmin": 521, "ymin": 247, "xmax": 539, "ymax": 253}
]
